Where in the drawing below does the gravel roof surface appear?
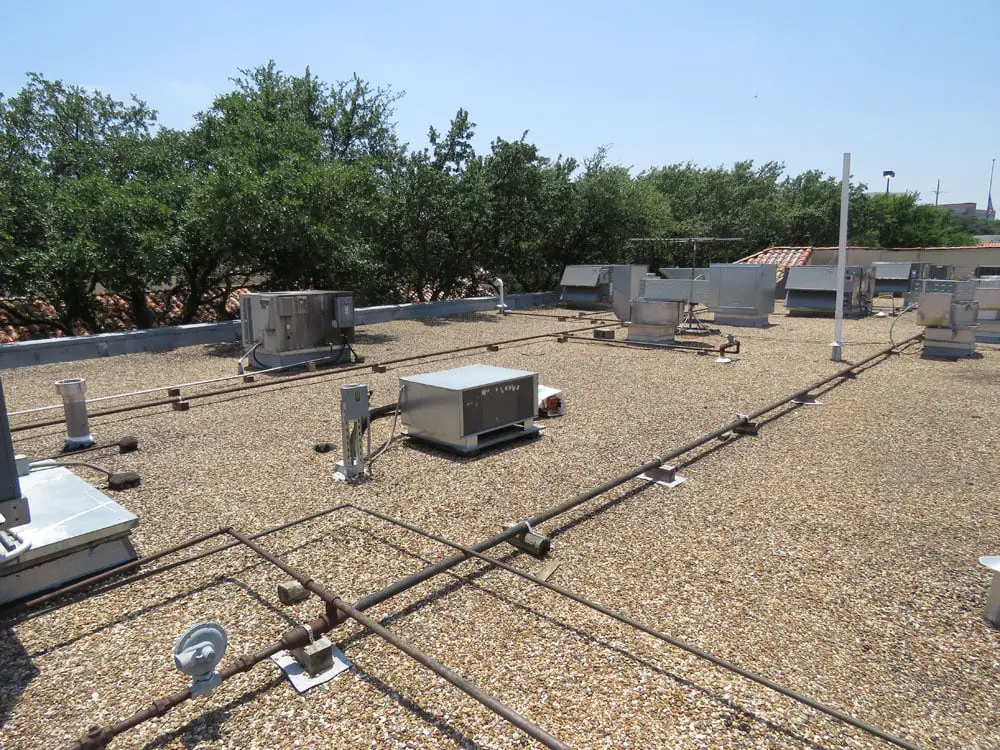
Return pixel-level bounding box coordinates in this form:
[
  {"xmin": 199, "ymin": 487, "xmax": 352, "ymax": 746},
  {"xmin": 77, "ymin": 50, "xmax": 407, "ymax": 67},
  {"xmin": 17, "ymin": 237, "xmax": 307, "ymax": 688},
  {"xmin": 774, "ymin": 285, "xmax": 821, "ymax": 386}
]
[{"xmin": 1, "ymin": 304, "xmax": 998, "ymax": 750}]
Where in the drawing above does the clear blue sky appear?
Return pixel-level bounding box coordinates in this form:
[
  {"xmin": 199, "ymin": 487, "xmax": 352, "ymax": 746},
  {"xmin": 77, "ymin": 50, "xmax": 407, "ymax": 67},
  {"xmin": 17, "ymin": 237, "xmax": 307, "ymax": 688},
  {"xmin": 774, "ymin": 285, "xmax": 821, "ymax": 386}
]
[{"xmin": 1, "ymin": 0, "xmax": 996, "ymax": 205}]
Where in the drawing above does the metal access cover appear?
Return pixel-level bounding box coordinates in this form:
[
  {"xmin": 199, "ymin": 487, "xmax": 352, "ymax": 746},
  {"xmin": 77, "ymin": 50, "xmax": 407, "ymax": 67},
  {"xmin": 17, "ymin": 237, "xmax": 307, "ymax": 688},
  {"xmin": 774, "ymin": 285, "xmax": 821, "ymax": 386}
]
[
  {"xmin": 560, "ymin": 265, "xmax": 609, "ymax": 288},
  {"xmin": 0, "ymin": 467, "xmax": 138, "ymax": 604}
]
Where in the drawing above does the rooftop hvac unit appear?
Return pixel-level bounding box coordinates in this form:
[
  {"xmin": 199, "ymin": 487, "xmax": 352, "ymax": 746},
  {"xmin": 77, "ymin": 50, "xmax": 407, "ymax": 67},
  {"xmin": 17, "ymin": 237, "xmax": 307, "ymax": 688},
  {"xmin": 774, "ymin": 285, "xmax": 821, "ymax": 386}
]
[
  {"xmin": 626, "ymin": 299, "xmax": 683, "ymax": 344},
  {"xmin": 872, "ymin": 262, "xmax": 919, "ymax": 295},
  {"xmin": 558, "ymin": 264, "xmax": 648, "ymax": 317},
  {"xmin": 707, "ymin": 263, "xmax": 776, "ymax": 327},
  {"xmin": 399, "ymin": 364, "xmax": 540, "ymax": 454},
  {"xmin": 784, "ymin": 266, "xmax": 873, "ymax": 317},
  {"xmin": 917, "ymin": 291, "xmax": 978, "ymax": 358},
  {"xmin": 559, "ymin": 265, "xmax": 611, "ymax": 309},
  {"xmin": 972, "ymin": 280, "xmax": 1000, "ymax": 343},
  {"xmin": 240, "ymin": 291, "xmax": 354, "ymax": 369}
]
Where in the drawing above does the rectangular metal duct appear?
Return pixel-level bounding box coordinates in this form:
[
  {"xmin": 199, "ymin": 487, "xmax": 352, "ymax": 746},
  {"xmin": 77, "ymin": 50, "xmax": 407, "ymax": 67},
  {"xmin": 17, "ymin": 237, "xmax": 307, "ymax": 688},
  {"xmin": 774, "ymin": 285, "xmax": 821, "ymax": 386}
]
[{"xmin": 658, "ymin": 267, "xmax": 710, "ymax": 280}]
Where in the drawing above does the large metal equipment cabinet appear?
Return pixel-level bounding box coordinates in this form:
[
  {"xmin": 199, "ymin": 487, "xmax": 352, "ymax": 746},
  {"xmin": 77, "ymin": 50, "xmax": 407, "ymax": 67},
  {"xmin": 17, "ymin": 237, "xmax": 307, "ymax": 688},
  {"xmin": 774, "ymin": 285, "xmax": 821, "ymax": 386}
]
[
  {"xmin": 240, "ymin": 290, "xmax": 354, "ymax": 369},
  {"xmin": 708, "ymin": 263, "xmax": 776, "ymax": 326},
  {"xmin": 872, "ymin": 262, "xmax": 919, "ymax": 296},
  {"xmin": 559, "ymin": 266, "xmax": 612, "ymax": 309},
  {"xmin": 784, "ymin": 266, "xmax": 873, "ymax": 317},
  {"xmin": 399, "ymin": 365, "xmax": 540, "ymax": 454}
]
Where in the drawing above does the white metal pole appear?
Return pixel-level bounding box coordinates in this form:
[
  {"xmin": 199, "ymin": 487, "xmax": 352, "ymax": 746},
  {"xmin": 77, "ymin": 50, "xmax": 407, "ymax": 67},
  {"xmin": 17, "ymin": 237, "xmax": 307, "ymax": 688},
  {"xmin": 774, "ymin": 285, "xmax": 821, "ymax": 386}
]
[{"xmin": 831, "ymin": 152, "xmax": 850, "ymax": 362}]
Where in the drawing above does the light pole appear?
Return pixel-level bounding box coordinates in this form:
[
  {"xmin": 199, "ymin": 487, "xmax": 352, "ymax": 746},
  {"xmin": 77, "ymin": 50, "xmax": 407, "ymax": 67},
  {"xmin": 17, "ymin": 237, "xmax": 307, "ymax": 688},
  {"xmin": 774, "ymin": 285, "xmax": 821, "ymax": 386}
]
[{"xmin": 883, "ymin": 170, "xmax": 895, "ymax": 195}]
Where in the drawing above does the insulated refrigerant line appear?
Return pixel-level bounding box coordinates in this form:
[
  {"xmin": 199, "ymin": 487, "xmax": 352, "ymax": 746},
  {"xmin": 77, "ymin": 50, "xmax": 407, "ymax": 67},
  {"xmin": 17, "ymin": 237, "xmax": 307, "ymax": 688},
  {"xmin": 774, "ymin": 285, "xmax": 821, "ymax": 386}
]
[{"xmin": 344, "ymin": 504, "xmax": 921, "ymax": 750}]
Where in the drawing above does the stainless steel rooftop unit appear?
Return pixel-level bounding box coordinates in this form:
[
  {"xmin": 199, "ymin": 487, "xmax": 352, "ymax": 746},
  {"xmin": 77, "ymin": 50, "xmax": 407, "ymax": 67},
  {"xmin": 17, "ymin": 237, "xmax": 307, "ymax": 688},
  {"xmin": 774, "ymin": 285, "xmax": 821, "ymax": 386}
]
[
  {"xmin": 917, "ymin": 290, "xmax": 978, "ymax": 358},
  {"xmin": 784, "ymin": 265, "xmax": 874, "ymax": 317},
  {"xmin": 872, "ymin": 262, "xmax": 919, "ymax": 296},
  {"xmin": 707, "ymin": 263, "xmax": 777, "ymax": 327},
  {"xmin": 399, "ymin": 364, "xmax": 540, "ymax": 454},
  {"xmin": 625, "ymin": 300, "xmax": 684, "ymax": 344},
  {"xmin": 973, "ymin": 279, "xmax": 1000, "ymax": 343},
  {"xmin": 240, "ymin": 291, "xmax": 354, "ymax": 369},
  {"xmin": 0, "ymin": 379, "xmax": 139, "ymax": 605}
]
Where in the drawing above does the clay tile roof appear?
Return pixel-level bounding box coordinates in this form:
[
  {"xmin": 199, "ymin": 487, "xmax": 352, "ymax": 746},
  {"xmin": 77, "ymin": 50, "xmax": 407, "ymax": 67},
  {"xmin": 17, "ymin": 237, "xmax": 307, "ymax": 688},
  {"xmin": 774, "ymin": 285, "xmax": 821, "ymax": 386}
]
[{"xmin": 735, "ymin": 246, "xmax": 814, "ymax": 283}]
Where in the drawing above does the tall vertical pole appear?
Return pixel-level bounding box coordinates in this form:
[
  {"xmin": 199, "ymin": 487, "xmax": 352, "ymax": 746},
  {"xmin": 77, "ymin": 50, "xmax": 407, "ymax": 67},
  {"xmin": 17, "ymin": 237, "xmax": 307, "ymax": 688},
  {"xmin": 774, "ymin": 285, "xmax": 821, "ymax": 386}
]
[
  {"xmin": 989, "ymin": 159, "xmax": 996, "ymax": 204},
  {"xmin": 831, "ymin": 153, "xmax": 851, "ymax": 363},
  {"xmin": 934, "ymin": 179, "xmax": 940, "ymax": 206}
]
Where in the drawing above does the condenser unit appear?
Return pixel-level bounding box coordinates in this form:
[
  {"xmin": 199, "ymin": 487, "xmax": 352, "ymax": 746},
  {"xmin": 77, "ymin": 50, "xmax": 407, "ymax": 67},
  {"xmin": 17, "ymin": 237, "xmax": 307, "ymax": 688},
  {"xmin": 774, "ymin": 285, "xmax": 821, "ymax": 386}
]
[
  {"xmin": 240, "ymin": 291, "xmax": 354, "ymax": 369},
  {"xmin": 917, "ymin": 291, "xmax": 978, "ymax": 358},
  {"xmin": 872, "ymin": 262, "xmax": 919, "ymax": 296},
  {"xmin": 626, "ymin": 299, "xmax": 683, "ymax": 344},
  {"xmin": 784, "ymin": 266, "xmax": 873, "ymax": 317},
  {"xmin": 399, "ymin": 364, "xmax": 540, "ymax": 454}
]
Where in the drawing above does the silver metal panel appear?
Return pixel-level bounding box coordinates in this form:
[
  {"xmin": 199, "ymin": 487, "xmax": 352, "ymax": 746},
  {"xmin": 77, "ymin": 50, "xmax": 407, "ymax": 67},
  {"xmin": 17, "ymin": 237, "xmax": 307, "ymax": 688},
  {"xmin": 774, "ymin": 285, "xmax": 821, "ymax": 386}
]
[
  {"xmin": 401, "ymin": 364, "xmax": 536, "ymax": 391},
  {"xmin": 559, "ymin": 265, "xmax": 609, "ymax": 288},
  {"xmin": 631, "ymin": 299, "xmax": 682, "ymax": 327},
  {"xmin": 0, "ymin": 536, "xmax": 136, "ymax": 605},
  {"xmin": 785, "ymin": 266, "xmax": 846, "ymax": 291},
  {"xmin": 917, "ymin": 293, "xmax": 953, "ymax": 327},
  {"xmin": 0, "ymin": 380, "xmax": 22, "ymax": 508},
  {"xmin": 658, "ymin": 267, "xmax": 710, "ymax": 280},
  {"xmin": 610, "ymin": 264, "xmax": 648, "ymax": 322},
  {"xmin": 872, "ymin": 262, "xmax": 914, "ymax": 281},
  {"xmin": 7, "ymin": 467, "xmax": 138, "ymax": 567},
  {"xmin": 340, "ymin": 384, "xmax": 369, "ymax": 420},
  {"xmin": 708, "ymin": 263, "xmax": 776, "ymax": 315},
  {"xmin": 640, "ymin": 278, "xmax": 710, "ymax": 303}
]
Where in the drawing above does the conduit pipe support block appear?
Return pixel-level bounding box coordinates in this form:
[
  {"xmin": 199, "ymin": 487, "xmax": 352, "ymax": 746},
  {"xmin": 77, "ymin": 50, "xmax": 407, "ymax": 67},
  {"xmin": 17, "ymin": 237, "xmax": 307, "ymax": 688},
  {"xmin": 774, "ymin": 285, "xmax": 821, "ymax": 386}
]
[
  {"xmin": 277, "ymin": 580, "xmax": 310, "ymax": 605},
  {"xmin": 292, "ymin": 635, "xmax": 336, "ymax": 677},
  {"xmin": 640, "ymin": 464, "xmax": 686, "ymax": 488},
  {"xmin": 503, "ymin": 524, "xmax": 551, "ymax": 557}
]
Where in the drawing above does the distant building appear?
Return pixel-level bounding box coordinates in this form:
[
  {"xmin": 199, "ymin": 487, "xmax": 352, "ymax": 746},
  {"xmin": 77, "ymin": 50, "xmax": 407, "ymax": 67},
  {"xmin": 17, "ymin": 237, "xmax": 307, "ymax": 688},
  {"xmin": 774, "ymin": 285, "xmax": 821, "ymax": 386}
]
[{"xmin": 938, "ymin": 202, "xmax": 989, "ymax": 219}]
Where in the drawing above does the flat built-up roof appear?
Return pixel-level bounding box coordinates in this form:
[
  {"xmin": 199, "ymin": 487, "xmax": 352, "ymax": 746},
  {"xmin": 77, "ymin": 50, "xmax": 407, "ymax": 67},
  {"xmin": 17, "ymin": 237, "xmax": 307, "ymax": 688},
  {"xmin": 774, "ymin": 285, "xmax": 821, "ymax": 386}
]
[{"xmin": 1, "ymin": 304, "xmax": 998, "ymax": 749}]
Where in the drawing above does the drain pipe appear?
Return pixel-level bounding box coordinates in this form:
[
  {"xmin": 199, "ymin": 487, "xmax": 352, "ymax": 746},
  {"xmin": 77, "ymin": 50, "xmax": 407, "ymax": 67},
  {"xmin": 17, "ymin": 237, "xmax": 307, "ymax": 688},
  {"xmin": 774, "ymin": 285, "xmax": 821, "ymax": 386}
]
[{"xmin": 55, "ymin": 379, "xmax": 94, "ymax": 450}]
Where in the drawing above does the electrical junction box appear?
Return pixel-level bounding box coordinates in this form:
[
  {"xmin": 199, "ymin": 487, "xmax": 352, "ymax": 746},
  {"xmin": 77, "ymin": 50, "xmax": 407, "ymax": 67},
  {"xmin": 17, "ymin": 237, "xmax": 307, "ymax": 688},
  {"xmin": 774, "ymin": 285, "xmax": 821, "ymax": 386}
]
[
  {"xmin": 399, "ymin": 364, "xmax": 540, "ymax": 454},
  {"xmin": 240, "ymin": 291, "xmax": 354, "ymax": 369}
]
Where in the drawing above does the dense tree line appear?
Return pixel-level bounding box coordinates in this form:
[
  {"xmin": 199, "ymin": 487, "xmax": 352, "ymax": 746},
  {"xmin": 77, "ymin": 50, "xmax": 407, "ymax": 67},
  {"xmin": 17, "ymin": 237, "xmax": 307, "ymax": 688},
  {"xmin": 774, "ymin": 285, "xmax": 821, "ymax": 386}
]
[{"xmin": 0, "ymin": 63, "xmax": 993, "ymax": 336}]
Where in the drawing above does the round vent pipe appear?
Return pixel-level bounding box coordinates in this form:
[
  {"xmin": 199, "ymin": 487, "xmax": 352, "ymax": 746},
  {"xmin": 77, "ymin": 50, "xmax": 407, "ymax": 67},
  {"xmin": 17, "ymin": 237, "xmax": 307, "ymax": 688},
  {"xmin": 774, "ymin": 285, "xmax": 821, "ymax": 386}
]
[{"xmin": 55, "ymin": 378, "xmax": 94, "ymax": 451}]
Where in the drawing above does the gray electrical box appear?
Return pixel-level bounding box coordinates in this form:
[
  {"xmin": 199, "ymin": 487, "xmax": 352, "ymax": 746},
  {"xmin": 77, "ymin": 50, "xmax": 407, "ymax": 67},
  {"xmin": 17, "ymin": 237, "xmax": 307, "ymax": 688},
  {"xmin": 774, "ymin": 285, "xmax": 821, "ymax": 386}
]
[{"xmin": 400, "ymin": 364, "xmax": 540, "ymax": 454}]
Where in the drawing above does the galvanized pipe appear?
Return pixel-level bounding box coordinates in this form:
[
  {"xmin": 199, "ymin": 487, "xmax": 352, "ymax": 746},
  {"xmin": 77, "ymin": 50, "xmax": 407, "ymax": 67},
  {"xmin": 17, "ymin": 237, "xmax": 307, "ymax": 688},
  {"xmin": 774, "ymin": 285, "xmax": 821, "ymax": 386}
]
[
  {"xmin": 346, "ymin": 504, "xmax": 921, "ymax": 750},
  {"xmin": 55, "ymin": 379, "xmax": 94, "ymax": 450},
  {"xmin": 9, "ymin": 322, "xmax": 613, "ymax": 433}
]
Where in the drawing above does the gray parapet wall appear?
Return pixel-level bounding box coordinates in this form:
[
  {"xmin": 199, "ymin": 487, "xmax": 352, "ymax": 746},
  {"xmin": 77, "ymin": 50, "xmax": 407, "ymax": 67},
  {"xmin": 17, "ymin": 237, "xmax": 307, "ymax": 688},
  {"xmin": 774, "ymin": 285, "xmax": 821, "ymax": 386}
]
[{"xmin": 0, "ymin": 291, "xmax": 560, "ymax": 370}]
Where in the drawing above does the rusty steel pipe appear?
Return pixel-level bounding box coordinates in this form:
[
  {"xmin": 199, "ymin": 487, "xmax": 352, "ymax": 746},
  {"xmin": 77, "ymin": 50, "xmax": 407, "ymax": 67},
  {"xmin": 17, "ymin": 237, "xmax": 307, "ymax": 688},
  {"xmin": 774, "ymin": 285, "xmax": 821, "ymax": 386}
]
[
  {"xmin": 353, "ymin": 335, "xmax": 922, "ymax": 614},
  {"xmin": 68, "ymin": 612, "xmax": 337, "ymax": 750},
  {"xmin": 10, "ymin": 322, "xmax": 614, "ymax": 433},
  {"xmin": 224, "ymin": 529, "xmax": 567, "ymax": 750},
  {"xmin": 344, "ymin": 504, "xmax": 921, "ymax": 750}
]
